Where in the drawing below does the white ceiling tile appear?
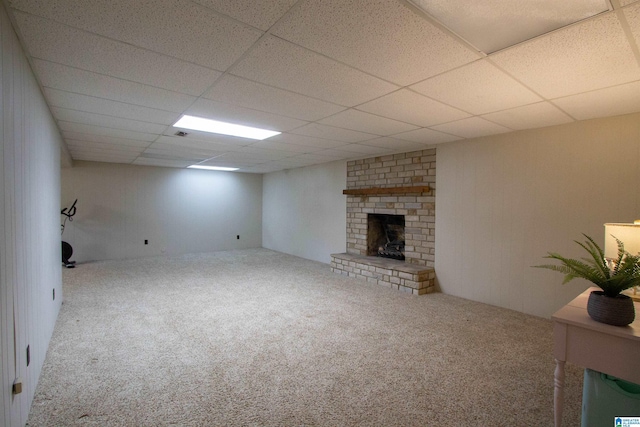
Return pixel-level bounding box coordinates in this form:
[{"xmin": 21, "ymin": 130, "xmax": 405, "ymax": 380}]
[
  {"xmin": 411, "ymin": 0, "xmax": 611, "ymax": 54},
  {"xmin": 552, "ymin": 81, "xmax": 640, "ymax": 120},
  {"xmin": 33, "ymin": 60, "xmax": 196, "ymax": 113},
  {"xmin": 357, "ymin": 89, "xmax": 471, "ymax": 127},
  {"xmin": 62, "ymin": 132, "xmax": 152, "ymax": 149},
  {"xmin": 140, "ymin": 149, "xmax": 211, "ymax": 162},
  {"xmin": 143, "ymin": 150, "xmax": 218, "ymax": 162},
  {"xmin": 66, "ymin": 139, "xmax": 146, "ymax": 153},
  {"xmin": 335, "ymin": 144, "xmax": 393, "ymax": 155},
  {"xmin": 310, "ymin": 148, "xmax": 365, "ymax": 160},
  {"xmin": 191, "ymin": 0, "xmax": 298, "ymax": 30},
  {"xmin": 14, "ymin": 12, "xmax": 222, "ymax": 95},
  {"xmin": 69, "ymin": 147, "xmax": 140, "ymax": 162},
  {"xmin": 290, "ymin": 123, "xmax": 377, "ymax": 143},
  {"xmin": 58, "ymin": 122, "xmax": 158, "ymax": 142},
  {"xmin": 360, "ymin": 137, "xmax": 433, "ymax": 152},
  {"xmin": 236, "ymin": 146, "xmax": 291, "ymax": 156},
  {"xmin": 292, "ymin": 152, "xmax": 353, "ymax": 162},
  {"xmin": 271, "ymin": 0, "xmax": 479, "ymax": 85},
  {"xmin": 10, "ymin": 0, "xmax": 262, "ymax": 71},
  {"xmin": 318, "ymin": 109, "xmax": 418, "ymax": 136},
  {"xmin": 392, "ymin": 128, "xmax": 462, "ymax": 144},
  {"xmin": 154, "ymin": 135, "xmax": 243, "ymax": 152},
  {"xmin": 185, "ymin": 98, "xmax": 308, "ymax": 132},
  {"xmin": 214, "ymin": 149, "xmax": 289, "ymax": 162},
  {"xmin": 71, "ymin": 154, "xmax": 136, "ymax": 164},
  {"xmin": 204, "ymin": 75, "xmax": 345, "ymax": 121},
  {"xmin": 411, "ymin": 60, "xmax": 542, "ymax": 115},
  {"xmin": 266, "ymin": 133, "xmax": 346, "ymax": 149},
  {"xmin": 133, "ymin": 158, "xmax": 193, "ymax": 168},
  {"xmin": 490, "ymin": 12, "xmax": 640, "ymax": 99},
  {"xmin": 623, "ymin": 4, "xmax": 640, "ymax": 47},
  {"xmin": 257, "ymin": 159, "xmax": 316, "ymax": 170},
  {"xmin": 278, "ymin": 157, "xmax": 330, "ymax": 167},
  {"xmin": 52, "ymin": 107, "xmax": 167, "ymax": 135},
  {"xmin": 230, "ymin": 36, "xmax": 398, "ymax": 106},
  {"xmin": 143, "ymin": 143, "xmax": 223, "ymax": 158},
  {"xmin": 45, "ymin": 89, "xmax": 179, "ymax": 125},
  {"xmin": 245, "ymin": 140, "xmax": 317, "ymax": 154},
  {"xmin": 68, "ymin": 146, "xmax": 142, "ymax": 157},
  {"xmin": 482, "ymin": 102, "xmax": 574, "ymax": 130},
  {"xmin": 431, "ymin": 117, "xmax": 512, "ymax": 138}
]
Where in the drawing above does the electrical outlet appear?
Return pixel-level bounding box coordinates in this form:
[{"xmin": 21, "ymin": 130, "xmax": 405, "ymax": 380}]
[
  {"xmin": 237, "ymin": 235, "xmax": 240, "ymax": 240},
  {"xmin": 12, "ymin": 379, "xmax": 22, "ymax": 395},
  {"xmin": 144, "ymin": 239, "xmax": 148, "ymax": 245}
]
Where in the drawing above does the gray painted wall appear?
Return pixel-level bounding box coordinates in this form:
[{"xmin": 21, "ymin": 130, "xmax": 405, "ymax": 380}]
[
  {"xmin": 262, "ymin": 160, "xmax": 346, "ymax": 264},
  {"xmin": 436, "ymin": 112, "xmax": 640, "ymax": 318},
  {"xmin": 61, "ymin": 162, "xmax": 263, "ymax": 262},
  {"xmin": 0, "ymin": 5, "xmax": 63, "ymax": 425}
]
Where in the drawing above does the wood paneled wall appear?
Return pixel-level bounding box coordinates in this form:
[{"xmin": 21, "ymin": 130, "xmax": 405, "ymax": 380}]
[
  {"xmin": 0, "ymin": 4, "xmax": 63, "ymax": 426},
  {"xmin": 436, "ymin": 112, "xmax": 640, "ymax": 318}
]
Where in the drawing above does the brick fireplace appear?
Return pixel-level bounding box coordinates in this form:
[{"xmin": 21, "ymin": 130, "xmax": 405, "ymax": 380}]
[{"xmin": 331, "ymin": 149, "xmax": 436, "ymax": 295}]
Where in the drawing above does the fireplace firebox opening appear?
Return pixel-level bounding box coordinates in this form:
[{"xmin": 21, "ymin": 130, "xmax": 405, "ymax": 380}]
[{"xmin": 367, "ymin": 214, "xmax": 405, "ymax": 260}]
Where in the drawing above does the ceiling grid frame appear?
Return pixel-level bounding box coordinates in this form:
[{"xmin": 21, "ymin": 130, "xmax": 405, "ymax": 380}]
[{"xmin": 2, "ymin": 0, "xmax": 639, "ymax": 172}]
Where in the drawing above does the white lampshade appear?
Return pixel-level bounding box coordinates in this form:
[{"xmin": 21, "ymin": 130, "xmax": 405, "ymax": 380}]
[{"xmin": 604, "ymin": 222, "xmax": 640, "ymax": 259}]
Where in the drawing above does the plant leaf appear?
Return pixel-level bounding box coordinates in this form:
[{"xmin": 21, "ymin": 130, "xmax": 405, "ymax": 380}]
[{"xmin": 533, "ymin": 234, "xmax": 640, "ymax": 295}]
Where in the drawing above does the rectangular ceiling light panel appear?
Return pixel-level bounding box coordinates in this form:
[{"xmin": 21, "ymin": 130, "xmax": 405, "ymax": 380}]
[
  {"xmin": 408, "ymin": 0, "xmax": 612, "ymax": 53},
  {"xmin": 173, "ymin": 115, "xmax": 281, "ymax": 140},
  {"xmin": 187, "ymin": 165, "xmax": 239, "ymax": 171}
]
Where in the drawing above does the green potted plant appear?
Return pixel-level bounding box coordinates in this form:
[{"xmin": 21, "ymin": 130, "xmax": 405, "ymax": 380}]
[{"xmin": 535, "ymin": 234, "xmax": 640, "ymax": 326}]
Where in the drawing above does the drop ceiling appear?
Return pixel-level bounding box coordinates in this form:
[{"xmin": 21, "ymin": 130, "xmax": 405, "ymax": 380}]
[{"xmin": 4, "ymin": 0, "xmax": 640, "ymax": 173}]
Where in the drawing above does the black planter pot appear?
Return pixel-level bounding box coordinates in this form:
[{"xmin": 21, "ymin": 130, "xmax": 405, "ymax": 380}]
[{"xmin": 587, "ymin": 290, "xmax": 635, "ymax": 326}]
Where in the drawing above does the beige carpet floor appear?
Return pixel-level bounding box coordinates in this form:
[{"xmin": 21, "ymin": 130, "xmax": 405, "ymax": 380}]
[{"xmin": 27, "ymin": 248, "xmax": 582, "ymax": 426}]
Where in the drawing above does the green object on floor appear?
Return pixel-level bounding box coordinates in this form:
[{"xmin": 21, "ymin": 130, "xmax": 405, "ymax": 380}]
[{"xmin": 582, "ymin": 369, "xmax": 640, "ymax": 427}]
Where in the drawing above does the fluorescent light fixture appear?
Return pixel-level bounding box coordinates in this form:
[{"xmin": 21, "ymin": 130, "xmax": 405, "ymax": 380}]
[
  {"xmin": 173, "ymin": 115, "xmax": 280, "ymax": 140},
  {"xmin": 188, "ymin": 165, "xmax": 239, "ymax": 171}
]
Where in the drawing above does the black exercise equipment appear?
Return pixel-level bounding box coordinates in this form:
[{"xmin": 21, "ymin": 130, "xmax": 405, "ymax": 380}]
[{"xmin": 61, "ymin": 199, "xmax": 77, "ymax": 268}]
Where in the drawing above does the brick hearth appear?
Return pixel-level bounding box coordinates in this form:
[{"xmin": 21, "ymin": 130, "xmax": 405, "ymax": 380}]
[{"xmin": 330, "ymin": 253, "xmax": 435, "ymax": 295}]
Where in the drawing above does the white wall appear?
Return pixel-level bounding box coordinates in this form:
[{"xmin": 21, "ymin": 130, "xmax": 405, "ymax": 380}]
[
  {"xmin": 436, "ymin": 112, "xmax": 640, "ymax": 318},
  {"xmin": 61, "ymin": 161, "xmax": 263, "ymax": 262},
  {"xmin": 263, "ymin": 160, "xmax": 346, "ymax": 264},
  {"xmin": 0, "ymin": 4, "xmax": 63, "ymax": 425}
]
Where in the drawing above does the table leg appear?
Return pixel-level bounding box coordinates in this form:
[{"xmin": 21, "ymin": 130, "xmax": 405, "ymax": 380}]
[{"xmin": 554, "ymin": 359, "xmax": 566, "ymax": 427}]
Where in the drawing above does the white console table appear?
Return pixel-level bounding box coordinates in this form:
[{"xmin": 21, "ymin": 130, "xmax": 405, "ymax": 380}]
[{"xmin": 552, "ymin": 287, "xmax": 640, "ymax": 427}]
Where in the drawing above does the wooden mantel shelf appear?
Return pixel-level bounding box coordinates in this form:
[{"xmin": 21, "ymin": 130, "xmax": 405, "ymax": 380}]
[{"xmin": 342, "ymin": 186, "xmax": 430, "ymax": 196}]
